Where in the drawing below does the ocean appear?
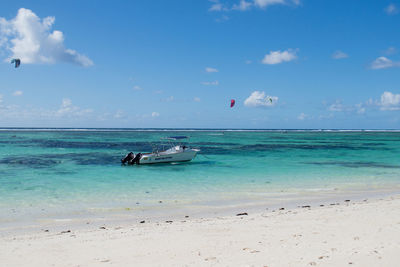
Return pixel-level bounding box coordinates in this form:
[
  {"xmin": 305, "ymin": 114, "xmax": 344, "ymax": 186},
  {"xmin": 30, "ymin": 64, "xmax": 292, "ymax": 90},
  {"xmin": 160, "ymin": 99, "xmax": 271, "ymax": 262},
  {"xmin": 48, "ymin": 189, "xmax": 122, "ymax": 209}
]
[{"xmin": 1, "ymin": 129, "xmax": 400, "ymax": 226}]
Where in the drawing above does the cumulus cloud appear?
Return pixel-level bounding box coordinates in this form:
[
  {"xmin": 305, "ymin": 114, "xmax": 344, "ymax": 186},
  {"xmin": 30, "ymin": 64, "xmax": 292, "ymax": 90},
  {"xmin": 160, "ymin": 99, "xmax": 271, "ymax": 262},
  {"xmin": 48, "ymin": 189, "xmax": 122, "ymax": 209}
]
[
  {"xmin": 244, "ymin": 91, "xmax": 278, "ymax": 107},
  {"xmin": 151, "ymin": 111, "xmax": 160, "ymax": 117},
  {"xmin": 0, "ymin": 8, "xmax": 93, "ymax": 66},
  {"xmin": 194, "ymin": 97, "xmax": 201, "ymax": 102},
  {"xmin": 209, "ymin": 0, "xmax": 300, "ymax": 12},
  {"xmin": 201, "ymin": 80, "xmax": 219, "ymax": 86},
  {"xmin": 327, "ymin": 100, "xmax": 366, "ymax": 113},
  {"xmin": 209, "ymin": 0, "xmax": 224, "ymax": 11},
  {"xmin": 379, "ymin": 91, "xmax": 400, "ymax": 110},
  {"xmin": 370, "ymin": 56, "xmax": 400, "ymax": 69},
  {"xmin": 355, "ymin": 103, "xmax": 365, "ymax": 114},
  {"xmin": 332, "ymin": 50, "xmax": 348, "ymax": 59},
  {"xmin": 254, "ymin": 0, "xmax": 300, "ymax": 8},
  {"xmin": 133, "ymin": 85, "xmax": 142, "ymax": 91},
  {"xmin": 0, "ymin": 97, "xmax": 93, "ymax": 123},
  {"xmin": 13, "ymin": 90, "xmax": 23, "ymax": 96},
  {"xmin": 323, "ymin": 92, "xmax": 400, "ymax": 115},
  {"xmin": 205, "ymin": 67, "xmax": 218, "ymax": 72},
  {"xmin": 262, "ymin": 49, "xmax": 297, "ymax": 64},
  {"xmin": 232, "ymin": 0, "xmax": 252, "ymax": 11},
  {"xmin": 385, "ymin": 4, "xmax": 398, "ymax": 15},
  {"xmin": 328, "ymin": 100, "xmax": 345, "ymax": 112},
  {"xmin": 57, "ymin": 98, "xmax": 93, "ymax": 117}
]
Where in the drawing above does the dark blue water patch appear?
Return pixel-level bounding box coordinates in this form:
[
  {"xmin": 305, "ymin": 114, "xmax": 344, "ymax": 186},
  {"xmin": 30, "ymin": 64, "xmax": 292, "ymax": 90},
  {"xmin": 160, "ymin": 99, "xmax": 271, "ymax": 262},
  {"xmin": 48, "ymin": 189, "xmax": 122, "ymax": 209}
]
[
  {"xmin": 239, "ymin": 143, "xmax": 390, "ymax": 151},
  {"xmin": 303, "ymin": 161, "xmax": 400, "ymax": 169},
  {"xmin": 6, "ymin": 139, "xmax": 189, "ymax": 152},
  {"xmin": 360, "ymin": 143, "xmax": 387, "ymax": 146},
  {"xmin": 197, "ymin": 147, "xmax": 235, "ymax": 155},
  {"xmin": 192, "ymin": 142, "xmax": 239, "ymax": 146},
  {"xmin": 0, "ymin": 156, "xmax": 61, "ymax": 169},
  {"xmin": 0, "ymin": 152, "xmax": 122, "ymax": 168},
  {"xmin": 63, "ymin": 153, "xmax": 121, "ymax": 165}
]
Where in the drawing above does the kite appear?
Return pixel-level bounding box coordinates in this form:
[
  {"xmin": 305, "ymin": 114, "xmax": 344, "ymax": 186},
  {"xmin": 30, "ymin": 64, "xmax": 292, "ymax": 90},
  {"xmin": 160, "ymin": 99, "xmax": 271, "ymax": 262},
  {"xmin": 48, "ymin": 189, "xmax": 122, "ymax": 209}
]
[{"xmin": 11, "ymin": 59, "xmax": 21, "ymax": 68}]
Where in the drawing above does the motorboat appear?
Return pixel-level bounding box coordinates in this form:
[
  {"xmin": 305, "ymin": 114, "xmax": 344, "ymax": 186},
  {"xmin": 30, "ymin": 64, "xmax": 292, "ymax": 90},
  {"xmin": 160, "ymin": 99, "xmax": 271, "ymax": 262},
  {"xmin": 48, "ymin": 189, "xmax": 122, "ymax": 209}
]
[{"xmin": 121, "ymin": 136, "xmax": 200, "ymax": 165}]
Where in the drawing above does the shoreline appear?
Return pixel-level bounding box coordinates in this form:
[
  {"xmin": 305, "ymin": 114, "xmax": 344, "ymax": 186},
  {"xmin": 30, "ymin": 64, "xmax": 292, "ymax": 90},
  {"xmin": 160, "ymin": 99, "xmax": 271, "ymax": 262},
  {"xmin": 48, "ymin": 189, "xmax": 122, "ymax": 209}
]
[
  {"xmin": 1, "ymin": 187, "xmax": 399, "ymax": 236},
  {"xmin": 1, "ymin": 193, "xmax": 400, "ymax": 266}
]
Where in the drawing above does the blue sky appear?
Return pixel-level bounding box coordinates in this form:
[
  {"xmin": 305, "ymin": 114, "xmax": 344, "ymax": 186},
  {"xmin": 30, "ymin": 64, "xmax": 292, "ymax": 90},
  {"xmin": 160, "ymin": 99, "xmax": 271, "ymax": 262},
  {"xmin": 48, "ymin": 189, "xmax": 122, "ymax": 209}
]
[{"xmin": 0, "ymin": 0, "xmax": 400, "ymax": 129}]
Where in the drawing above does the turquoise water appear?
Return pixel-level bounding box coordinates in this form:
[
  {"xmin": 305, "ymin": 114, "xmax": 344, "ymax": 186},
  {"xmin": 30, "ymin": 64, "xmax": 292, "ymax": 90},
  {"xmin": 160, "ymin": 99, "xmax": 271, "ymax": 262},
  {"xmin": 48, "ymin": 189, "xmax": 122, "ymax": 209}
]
[{"xmin": 1, "ymin": 129, "xmax": 400, "ymax": 222}]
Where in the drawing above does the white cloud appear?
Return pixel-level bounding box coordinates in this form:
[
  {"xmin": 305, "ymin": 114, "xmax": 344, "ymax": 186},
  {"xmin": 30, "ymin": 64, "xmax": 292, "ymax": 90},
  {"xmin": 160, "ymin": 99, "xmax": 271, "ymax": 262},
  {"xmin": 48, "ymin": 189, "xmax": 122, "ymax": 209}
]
[
  {"xmin": 385, "ymin": 4, "xmax": 398, "ymax": 15},
  {"xmin": 194, "ymin": 97, "xmax": 201, "ymax": 102},
  {"xmin": 297, "ymin": 112, "xmax": 307, "ymax": 120},
  {"xmin": 323, "ymin": 93, "xmax": 400, "ymax": 114},
  {"xmin": 57, "ymin": 98, "xmax": 93, "ymax": 117},
  {"xmin": 0, "ymin": 97, "xmax": 99, "ymax": 125},
  {"xmin": 232, "ymin": 0, "xmax": 252, "ymax": 11},
  {"xmin": 379, "ymin": 91, "xmax": 400, "ymax": 110},
  {"xmin": 245, "ymin": 60, "xmax": 252, "ymax": 64},
  {"xmin": 254, "ymin": 0, "xmax": 284, "ymax": 8},
  {"xmin": 328, "ymin": 100, "xmax": 345, "ymax": 112},
  {"xmin": 133, "ymin": 85, "xmax": 142, "ymax": 91},
  {"xmin": 151, "ymin": 112, "xmax": 160, "ymax": 117},
  {"xmin": 201, "ymin": 80, "xmax": 219, "ymax": 86},
  {"xmin": 355, "ymin": 103, "xmax": 365, "ymax": 114},
  {"xmin": 370, "ymin": 56, "xmax": 400, "ymax": 69},
  {"xmin": 254, "ymin": 0, "xmax": 300, "ymax": 8},
  {"xmin": 325, "ymin": 99, "xmax": 370, "ymax": 114},
  {"xmin": 209, "ymin": 0, "xmax": 224, "ymax": 11},
  {"xmin": 13, "ymin": 90, "xmax": 23, "ymax": 96},
  {"xmin": 0, "ymin": 94, "xmax": 3, "ymax": 104},
  {"xmin": 209, "ymin": 0, "xmax": 300, "ymax": 12},
  {"xmin": 205, "ymin": 67, "xmax": 218, "ymax": 72},
  {"xmin": 332, "ymin": 50, "xmax": 348, "ymax": 59},
  {"xmin": 262, "ymin": 49, "xmax": 297, "ymax": 64},
  {"xmin": 0, "ymin": 8, "xmax": 93, "ymax": 66},
  {"xmin": 244, "ymin": 91, "xmax": 278, "ymax": 107}
]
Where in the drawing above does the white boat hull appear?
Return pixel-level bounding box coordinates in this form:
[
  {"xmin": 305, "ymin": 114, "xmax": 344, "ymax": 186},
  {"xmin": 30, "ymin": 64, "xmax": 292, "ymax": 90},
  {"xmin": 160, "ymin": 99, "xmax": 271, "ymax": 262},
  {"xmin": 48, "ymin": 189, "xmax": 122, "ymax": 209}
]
[{"xmin": 139, "ymin": 148, "xmax": 199, "ymax": 164}]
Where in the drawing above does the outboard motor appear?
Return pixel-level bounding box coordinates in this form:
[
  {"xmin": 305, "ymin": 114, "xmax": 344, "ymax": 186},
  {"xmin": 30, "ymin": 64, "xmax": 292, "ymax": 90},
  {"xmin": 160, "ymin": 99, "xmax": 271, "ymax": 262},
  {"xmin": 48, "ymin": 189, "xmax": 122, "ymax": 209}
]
[
  {"xmin": 121, "ymin": 152, "xmax": 135, "ymax": 165},
  {"xmin": 132, "ymin": 153, "xmax": 142, "ymax": 165}
]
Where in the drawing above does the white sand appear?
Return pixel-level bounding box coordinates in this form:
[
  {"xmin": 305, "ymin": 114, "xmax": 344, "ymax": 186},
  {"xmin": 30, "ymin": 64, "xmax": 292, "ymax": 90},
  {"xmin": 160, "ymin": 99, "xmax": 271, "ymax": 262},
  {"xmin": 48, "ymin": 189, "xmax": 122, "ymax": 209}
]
[{"xmin": 1, "ymin": 195, "xmax": 400, "ymax": 267}]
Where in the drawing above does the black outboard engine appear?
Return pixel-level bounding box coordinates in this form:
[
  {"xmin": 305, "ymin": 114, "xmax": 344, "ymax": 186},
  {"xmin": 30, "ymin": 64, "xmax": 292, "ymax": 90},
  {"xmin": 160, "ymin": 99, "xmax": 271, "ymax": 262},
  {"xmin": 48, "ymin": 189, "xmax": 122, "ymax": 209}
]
[
  {"xmin": 132, "ymin": 153, "xmax": 142, "ymax": 165},
  {"xmin": 121, "ymin": 152, "xmax": 135, "ymax": 165}
]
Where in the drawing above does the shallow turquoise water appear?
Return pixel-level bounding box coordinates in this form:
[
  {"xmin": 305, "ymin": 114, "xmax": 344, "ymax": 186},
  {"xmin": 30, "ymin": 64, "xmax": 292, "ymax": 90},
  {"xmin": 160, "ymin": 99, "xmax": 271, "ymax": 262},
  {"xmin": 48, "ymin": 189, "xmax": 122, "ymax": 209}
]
[{"xmin": 1, "ymin": 129, "xmax": 400, "ymax": 221}]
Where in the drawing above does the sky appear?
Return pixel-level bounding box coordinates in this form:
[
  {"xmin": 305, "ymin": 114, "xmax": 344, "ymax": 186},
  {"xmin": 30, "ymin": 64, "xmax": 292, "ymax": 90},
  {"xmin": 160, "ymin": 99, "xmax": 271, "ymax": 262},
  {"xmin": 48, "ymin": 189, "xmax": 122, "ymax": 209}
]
[{"xmin": 0, "ymin": 0, "xmax": 400, "ymax": 129}]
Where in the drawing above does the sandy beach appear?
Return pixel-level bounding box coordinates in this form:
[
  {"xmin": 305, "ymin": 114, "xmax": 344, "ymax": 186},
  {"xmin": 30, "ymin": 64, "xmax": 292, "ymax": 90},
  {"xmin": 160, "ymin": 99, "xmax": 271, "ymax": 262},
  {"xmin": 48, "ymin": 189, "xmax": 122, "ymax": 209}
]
[{"xmin": 1, "ymin": 194, "xmax": 400, "ymax": 267}]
